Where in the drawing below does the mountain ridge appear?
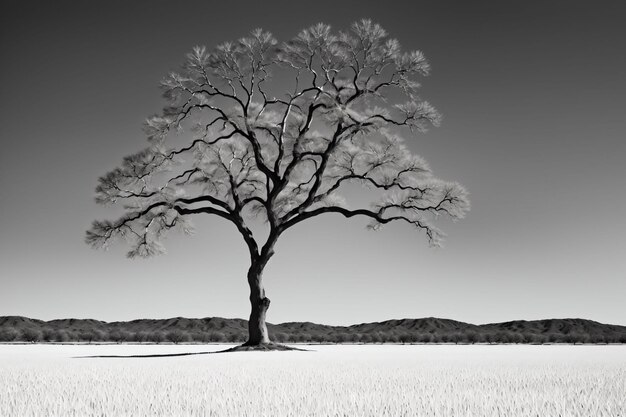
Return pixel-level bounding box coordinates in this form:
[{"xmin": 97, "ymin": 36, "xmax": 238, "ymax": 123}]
[{"xmin": 1, "ymin": 315, "xmax": 625, "ymax": 344}]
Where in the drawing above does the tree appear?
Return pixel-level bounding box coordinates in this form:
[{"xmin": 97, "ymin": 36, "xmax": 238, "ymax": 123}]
[
  {"xmin": 55, "ymin": 330, "xmax": 70, "ymax": 343},
  {"xmin": 274, "ymin": 332, "xmax": 288, "ymax": 343},
  {"xmin": 495, "ymin": 331, "xmax": 512, "ymax": 344},
  {"xmin": 166, "ymin": 330, "xmax": 190, "ymax": 344},
  {"xmin": 418, "ymin": 333, "xmax": 433, "ymax": 344},
  {"xmin": 299, "ymin": 333, "xmax": 312, "ymax": 343},
  {"xmin": 346, "ymin": 332, "xmax": 360, "ymax": 343},
  {"xmin": 510, "ymin": 332, "xmax": 524, "ymax": 344},
  {"xmin": 227, "ymin": 332, "xmax": 243, "ymax": 343},
  {"xmin": 79, "ymin": 330, "xmax": 99, "ymax": 343},
  {"xmin": 109, "ymin": 330, "xmax": 132, "ymax": 344},
  {"xmin": 134, "ymin": 331, "xmax": 150, "ymax": 343},
  {"xmin": 333, "ymin": 332, "xmax": 347, "ymax": 344},
  {"xmin": 86, "ymin": 20, "xmax": 469, "ymax": 347},
  {"xmin": 190, "ymin": 331, "xmax": 210, "ymax": 343},
  {"xmin": 208, "ymin": 331, "xmax": 226, "ymax": 343},
  {"xmin": 42, "ymin": 328, "xmax": 56, "ymax": 342},
  {"xmin": 21, "ymin": 328, "xmax": 42, "ymax": 343},
  {"xmin": 370, "ymin": 332, "xmax": 384, "ymax": 344},
  {"xmin": 386, "ymin": 333, "xmax": 400, "ymax": 344},
  {"xmin": 93, "ymin": 329, "xmax": 106, "ymax": 342},
  {"xmin": 148, "ymin": 331, "xmax": 166, "ymax": 344},
  {"xmin": 0, "ymin": 328, "xmax": 19, "ymax": 342},
  {"xmin": 464, "ymin": 330, "xmax": 480, "ymax": 344},
  {"xmin": 398, "ymin": 333, "xmax": 412, "ymax": 344}
]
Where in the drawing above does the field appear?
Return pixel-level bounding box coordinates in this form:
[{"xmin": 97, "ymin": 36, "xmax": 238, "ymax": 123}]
[{"xmin": 1, "ymin": 344, "xmax": 624, "ymax": 416}]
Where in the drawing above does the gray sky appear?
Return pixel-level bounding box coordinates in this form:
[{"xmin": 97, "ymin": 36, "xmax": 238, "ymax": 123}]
[{"xmin": 1, "ymin": 0, "xmax": 625, "ymax": 325}]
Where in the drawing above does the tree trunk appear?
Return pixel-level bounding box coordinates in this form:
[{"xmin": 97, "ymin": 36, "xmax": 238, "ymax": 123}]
[{"xmin": 245, "ymin": 259, "xmax": 271, "ymax": 345}]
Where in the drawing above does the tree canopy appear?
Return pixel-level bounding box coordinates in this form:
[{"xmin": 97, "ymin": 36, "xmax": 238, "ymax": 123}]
[{"xmin": 86, "ymin": 20, "xmax": 469, "ymax": 260}]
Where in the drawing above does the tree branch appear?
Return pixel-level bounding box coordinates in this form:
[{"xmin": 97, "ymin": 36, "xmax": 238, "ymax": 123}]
[{"xmin": 280, "ymin": 205, "xmax": 442, "ymax": 245}]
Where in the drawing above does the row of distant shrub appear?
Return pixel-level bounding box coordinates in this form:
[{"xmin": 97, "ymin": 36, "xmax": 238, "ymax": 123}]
[
  {"xmin": 0, "ymin": 328, "xmax": 241, "ymax": 344},
  {"xmin": 1, "ymin": 327, "xmax": 625, "ymax": 344},
  {"xmin": 271, "ymin": 331, "xmax": 626, "ymax": 344}
]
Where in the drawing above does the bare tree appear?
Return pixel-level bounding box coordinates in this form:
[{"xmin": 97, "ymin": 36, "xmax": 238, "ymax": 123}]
[{"xmin": 86, "ymin": 20, "xmax": 469, "ymax": 348}]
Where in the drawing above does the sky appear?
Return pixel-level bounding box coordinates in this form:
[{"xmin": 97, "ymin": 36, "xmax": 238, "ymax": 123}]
[{"xmin": 1, "ymin": 0, "xmax": 625, "ymax": 326}]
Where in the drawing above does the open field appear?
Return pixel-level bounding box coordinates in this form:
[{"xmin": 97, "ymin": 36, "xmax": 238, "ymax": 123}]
[{"xmin": 1, "ymin": 344, "xmax": 624, "ymax": 416}]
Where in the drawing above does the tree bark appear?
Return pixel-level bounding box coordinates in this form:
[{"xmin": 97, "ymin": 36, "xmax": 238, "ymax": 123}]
[{"xmin": 244, "ymin": 259, "xmax": 271, "ymax": 345}]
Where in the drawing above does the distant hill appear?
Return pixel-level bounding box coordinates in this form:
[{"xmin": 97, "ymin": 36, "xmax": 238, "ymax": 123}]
[
  {"xmin": 1, "ymin": 316, "xmax": 625, "ymax": 344},
  {"xmin": 350, "ymin": 317, "xmax": 478, "ymax": 334}
]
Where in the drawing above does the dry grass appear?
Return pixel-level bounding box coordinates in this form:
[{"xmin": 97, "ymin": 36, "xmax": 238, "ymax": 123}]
[{"xmin": 1, "ymin": 344, "xmax": 624, "ymax": 416}]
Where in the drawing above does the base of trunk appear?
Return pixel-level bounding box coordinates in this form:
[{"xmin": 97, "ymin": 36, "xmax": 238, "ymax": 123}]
[{"xmin": 220, "ymin": 342, "xmax": 308, "ymax": 352}]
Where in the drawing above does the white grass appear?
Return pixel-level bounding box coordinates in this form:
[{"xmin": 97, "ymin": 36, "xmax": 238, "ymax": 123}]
[{"xmin": 1, "ymin": 344, "xmax": 624, "ymax": 416}]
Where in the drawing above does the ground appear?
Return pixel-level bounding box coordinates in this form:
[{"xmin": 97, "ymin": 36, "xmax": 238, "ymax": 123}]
[{"xmin": 1, "ymin": 344, "xmax": 625, "ymax": 416}]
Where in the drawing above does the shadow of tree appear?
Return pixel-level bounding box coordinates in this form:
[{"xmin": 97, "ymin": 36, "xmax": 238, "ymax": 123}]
[{"xmin": 74, "ymin": 343, "xmax": 310, "ymax": 358}]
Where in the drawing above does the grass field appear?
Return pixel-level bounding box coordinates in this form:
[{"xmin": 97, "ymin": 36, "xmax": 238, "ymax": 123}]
[{"xmin": 1, "ymin": 344, "xmax": 624, "ymax": 416}]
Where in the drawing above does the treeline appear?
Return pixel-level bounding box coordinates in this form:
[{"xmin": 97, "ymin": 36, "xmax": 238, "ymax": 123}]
[
  {"xmin": 0, "ymin": 328, "xmax": 244, "ymax": 344},
  {"xmin": 273, "ymin": 330, "xmax": 626, "ymax": 344},
  {"xmin": 2, "ymin": 316, "xmax": 625, "ymax": 344},
  {"xmin": 1, "ymin": 327, "xmax": 625, "ymax": 344}
]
